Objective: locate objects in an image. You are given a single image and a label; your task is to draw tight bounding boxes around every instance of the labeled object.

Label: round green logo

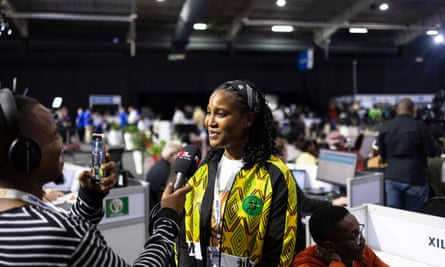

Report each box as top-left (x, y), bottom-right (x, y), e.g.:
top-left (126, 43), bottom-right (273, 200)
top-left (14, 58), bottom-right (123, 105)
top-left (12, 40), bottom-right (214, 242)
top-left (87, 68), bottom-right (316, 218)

top-left (242, 195), bottom-right (263, 216)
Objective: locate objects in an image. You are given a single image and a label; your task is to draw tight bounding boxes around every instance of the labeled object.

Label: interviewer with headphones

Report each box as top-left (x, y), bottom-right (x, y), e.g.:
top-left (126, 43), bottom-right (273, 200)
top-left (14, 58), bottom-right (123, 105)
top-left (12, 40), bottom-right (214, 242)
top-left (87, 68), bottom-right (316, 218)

top-left (0, 88), bottom-right (191, 266)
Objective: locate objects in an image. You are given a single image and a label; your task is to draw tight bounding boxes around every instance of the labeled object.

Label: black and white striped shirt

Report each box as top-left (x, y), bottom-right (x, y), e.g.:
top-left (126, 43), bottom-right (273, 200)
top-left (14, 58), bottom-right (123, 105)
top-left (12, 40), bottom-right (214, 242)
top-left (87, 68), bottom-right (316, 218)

top-left (0, 188), bottom-right (179, 266)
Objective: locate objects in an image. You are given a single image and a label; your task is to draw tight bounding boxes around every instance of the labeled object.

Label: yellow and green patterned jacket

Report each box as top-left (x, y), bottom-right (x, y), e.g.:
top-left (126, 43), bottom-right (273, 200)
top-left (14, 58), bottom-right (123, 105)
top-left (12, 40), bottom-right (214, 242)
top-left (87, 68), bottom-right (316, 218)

top-left (181, 149), bottom-right (298, 266)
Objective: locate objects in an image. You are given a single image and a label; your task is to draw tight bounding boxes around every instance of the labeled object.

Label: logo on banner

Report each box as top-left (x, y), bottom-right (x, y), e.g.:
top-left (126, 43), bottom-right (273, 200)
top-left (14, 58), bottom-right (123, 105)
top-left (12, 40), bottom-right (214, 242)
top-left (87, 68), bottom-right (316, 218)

top-left (105, 196), bottom-right (129, 218)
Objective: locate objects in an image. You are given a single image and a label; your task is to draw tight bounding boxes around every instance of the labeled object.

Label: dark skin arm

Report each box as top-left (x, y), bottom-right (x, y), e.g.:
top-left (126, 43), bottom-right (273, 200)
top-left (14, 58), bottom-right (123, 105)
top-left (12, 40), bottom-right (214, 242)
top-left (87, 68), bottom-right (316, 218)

top-left (79, 153), bottom-right (117, 193)
top-left (161, 182), bottom-right (192, 215)
top-left (43, 154), bottom-right (116, 202)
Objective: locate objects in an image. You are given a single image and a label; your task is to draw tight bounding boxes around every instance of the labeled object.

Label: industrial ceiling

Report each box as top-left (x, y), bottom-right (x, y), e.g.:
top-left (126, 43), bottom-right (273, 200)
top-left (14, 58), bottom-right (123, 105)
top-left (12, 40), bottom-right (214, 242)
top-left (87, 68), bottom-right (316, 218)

top-left (1, 0), bottom-right (444, 57)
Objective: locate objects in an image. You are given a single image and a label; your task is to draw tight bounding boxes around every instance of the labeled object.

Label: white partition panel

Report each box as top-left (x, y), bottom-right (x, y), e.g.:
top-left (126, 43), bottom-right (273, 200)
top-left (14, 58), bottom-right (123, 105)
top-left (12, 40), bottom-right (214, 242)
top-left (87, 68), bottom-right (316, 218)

top-left (351, 204), bottom-right (445, 267)
top-left (306, 204), bottom-right (444, 266)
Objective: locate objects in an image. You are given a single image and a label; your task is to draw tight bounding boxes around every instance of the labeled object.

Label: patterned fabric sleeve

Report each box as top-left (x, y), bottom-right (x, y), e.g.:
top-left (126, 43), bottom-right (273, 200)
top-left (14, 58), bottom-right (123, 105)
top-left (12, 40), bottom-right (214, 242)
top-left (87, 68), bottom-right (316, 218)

top-left (68, 187), bottom-right (180, 266)
top-left (69, 207), bottom-right (180, 267)
top-left (70, 187), bottom-right (106, 224)
top-left (133, 208), bottom-right (180, 266)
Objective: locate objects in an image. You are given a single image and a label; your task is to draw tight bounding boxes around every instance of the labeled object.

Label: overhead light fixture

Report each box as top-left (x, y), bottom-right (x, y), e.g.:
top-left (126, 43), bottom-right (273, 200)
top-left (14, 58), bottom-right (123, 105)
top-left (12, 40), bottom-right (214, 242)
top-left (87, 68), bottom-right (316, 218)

top-left (415, 56), bottom-right (424, 63)
top-left (426, 30), bottom-right (439, 36)
top-left (271, 25), bottom-right (294, 33)
top-left (0, 20), bottom-right (13, 37)
top-left (349, 27), bottom-right (368, 34)
top-left (379, 3), bottom-right (389, 11)
top-left (276, 0), bottom-right (286, 7)
top-left (434, 34), bottom-right (444, 44)
top-left (51, 97), bottom-right (63, 109)
top-left (193, 23), bottom-right (208, 31)
top-left (168, 53), bottom-right (186, 61)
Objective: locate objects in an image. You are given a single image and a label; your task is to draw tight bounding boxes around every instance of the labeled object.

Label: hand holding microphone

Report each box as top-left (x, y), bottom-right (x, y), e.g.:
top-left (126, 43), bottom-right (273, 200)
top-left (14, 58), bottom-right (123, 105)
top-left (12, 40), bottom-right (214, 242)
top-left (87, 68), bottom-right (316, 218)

top-left (150, 145), bottom-right (200, 218)
top-left (161, 182), bottom-right (192, 215)
top-left (172, 145), bottom-right (201, 191)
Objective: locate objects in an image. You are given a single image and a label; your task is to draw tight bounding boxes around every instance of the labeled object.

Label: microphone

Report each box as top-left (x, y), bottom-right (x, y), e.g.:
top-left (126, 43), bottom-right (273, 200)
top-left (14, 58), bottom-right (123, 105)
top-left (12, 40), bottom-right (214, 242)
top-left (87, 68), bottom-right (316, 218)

top-left (173, 145), bottom-right (201, 191)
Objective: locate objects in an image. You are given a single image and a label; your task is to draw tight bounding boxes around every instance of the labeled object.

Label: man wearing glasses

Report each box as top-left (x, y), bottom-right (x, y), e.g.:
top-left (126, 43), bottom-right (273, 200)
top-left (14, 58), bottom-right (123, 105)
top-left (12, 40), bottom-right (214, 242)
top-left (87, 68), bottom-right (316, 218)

top-left (293, 205), bottom-right (389, 267)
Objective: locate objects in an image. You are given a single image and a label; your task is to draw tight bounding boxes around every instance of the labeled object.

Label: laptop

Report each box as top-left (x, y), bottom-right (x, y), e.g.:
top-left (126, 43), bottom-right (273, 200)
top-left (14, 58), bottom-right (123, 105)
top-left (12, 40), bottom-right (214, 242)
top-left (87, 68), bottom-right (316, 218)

top-left (43, 162), bottom-right (82, 193)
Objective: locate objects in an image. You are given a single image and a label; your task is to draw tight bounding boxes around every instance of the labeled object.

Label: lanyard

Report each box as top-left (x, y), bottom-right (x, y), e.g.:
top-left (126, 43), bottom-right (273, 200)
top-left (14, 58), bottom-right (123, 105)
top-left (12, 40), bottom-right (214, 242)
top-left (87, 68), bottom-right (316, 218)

top-left (0, 188), bottom-right (65, 212)
top-left (214, 190), bottom-right (221, 227)
top-left (214, 177), bottom-right (232, 227)
top-left (213, 157), bottom-right (242, 228)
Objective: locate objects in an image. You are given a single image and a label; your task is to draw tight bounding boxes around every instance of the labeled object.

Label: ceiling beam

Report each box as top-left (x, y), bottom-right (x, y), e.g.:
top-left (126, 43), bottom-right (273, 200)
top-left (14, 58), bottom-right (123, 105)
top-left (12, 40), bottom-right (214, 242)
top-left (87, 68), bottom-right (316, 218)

top-left (225, 0), bottom-right (255, 42)
top-left (126, 0), bottom-right (137, 57)
top-left (6, 11), bottom-right (137, 22)
top-left (394, 30), bottom-right (425, 46)
top-left (171, 0), bottom-right (212, 54)
top-left (394, 12), bottom-right (443, 46)
top-left (313, 0), bottom-right (376, 48)
top-left (243, 18), bottom-right (433, 31)
top-left (2, 0), bottom-right (28, 37)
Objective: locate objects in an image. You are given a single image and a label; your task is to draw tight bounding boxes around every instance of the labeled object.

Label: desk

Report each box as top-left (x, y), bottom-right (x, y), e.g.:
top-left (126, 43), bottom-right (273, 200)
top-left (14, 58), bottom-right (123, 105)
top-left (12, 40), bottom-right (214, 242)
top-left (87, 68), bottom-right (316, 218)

top-left (98, 179), bottom-right (149, 263)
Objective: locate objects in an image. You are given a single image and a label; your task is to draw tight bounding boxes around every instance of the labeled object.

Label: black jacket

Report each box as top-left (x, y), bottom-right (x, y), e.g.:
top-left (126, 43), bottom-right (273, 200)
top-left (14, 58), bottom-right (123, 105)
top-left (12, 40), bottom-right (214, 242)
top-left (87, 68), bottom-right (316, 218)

top-left (377, 114), bottom-right (437, 185)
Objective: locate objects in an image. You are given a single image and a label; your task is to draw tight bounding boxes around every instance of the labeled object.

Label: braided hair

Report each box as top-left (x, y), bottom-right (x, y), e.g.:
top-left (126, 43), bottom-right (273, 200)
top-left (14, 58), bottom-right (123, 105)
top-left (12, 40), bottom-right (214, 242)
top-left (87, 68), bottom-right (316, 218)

top-left (206, 79), bottom-right (277, 169)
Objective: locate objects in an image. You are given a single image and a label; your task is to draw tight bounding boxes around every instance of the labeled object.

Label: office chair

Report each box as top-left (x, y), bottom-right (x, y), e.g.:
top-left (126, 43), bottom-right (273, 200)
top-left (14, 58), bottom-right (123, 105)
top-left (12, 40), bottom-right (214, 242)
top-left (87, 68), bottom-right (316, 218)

top-left (422, 196), bottom-right (445, 218)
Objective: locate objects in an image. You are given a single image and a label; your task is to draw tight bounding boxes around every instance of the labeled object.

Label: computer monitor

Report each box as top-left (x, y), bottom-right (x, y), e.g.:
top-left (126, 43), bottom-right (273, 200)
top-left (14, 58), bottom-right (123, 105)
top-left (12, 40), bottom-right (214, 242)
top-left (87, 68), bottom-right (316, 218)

top-left (291, 169), bottom-right (308, 190)
top-left (316, 148), bottom-right (358, 186)
top-left (295, 164), bottom-right (335, 192)
top-left (347, 172), bottom-right (384, 207)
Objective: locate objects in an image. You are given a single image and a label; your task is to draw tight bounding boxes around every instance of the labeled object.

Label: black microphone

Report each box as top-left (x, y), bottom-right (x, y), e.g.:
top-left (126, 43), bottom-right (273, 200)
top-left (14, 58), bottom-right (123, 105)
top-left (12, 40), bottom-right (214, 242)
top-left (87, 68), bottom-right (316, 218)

top-left (173, 145), bottom-right (201, 191)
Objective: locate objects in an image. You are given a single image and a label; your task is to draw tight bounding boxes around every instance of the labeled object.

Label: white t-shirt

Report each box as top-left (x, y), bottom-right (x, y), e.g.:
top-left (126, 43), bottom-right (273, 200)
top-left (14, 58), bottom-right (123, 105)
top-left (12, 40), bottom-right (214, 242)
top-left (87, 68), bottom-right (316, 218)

top-left (216, 155), bottom-right (244, 191)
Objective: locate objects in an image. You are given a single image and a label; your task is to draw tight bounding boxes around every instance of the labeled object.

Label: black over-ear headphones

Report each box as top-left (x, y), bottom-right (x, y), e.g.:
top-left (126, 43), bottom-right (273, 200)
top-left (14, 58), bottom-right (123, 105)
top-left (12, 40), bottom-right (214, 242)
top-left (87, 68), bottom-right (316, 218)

top-left (0, 88), bottom-right (41, 173)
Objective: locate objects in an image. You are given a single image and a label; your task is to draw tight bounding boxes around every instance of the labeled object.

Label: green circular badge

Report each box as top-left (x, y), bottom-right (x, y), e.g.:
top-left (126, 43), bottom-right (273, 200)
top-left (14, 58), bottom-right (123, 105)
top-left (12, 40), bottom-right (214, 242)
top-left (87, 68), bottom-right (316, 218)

top-left (242, 195), bottom-right (263, 216)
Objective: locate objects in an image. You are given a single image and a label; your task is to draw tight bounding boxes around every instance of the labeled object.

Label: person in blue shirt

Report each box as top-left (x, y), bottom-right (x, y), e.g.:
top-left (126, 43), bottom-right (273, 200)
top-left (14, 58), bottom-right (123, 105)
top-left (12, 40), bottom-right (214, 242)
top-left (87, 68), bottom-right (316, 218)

top-left (118, 106), bottom-right (129, 128)
top-left (75, 107), bottom-right (85, 143)
top-left (82, 108), bottom-right (94, 143)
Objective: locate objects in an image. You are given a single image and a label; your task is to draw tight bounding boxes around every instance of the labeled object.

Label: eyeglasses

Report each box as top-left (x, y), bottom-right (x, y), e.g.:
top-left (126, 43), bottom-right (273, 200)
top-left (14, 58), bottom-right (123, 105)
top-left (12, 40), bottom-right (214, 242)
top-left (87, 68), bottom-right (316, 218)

top-left (332, 224), bottom-right (365, 246)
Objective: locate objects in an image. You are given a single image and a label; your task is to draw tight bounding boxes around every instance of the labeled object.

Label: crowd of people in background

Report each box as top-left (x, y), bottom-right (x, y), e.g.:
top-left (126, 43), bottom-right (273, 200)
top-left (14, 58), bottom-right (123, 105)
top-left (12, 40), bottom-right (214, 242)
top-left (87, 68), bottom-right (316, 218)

top-left (55, 93), bottom-right (445, 206)
top-left (57, 103), bottom-right (209, 145)
top-left (4, 81), bottom-right (445, 266)
top-left (49, 87), bottom-right (445, 266)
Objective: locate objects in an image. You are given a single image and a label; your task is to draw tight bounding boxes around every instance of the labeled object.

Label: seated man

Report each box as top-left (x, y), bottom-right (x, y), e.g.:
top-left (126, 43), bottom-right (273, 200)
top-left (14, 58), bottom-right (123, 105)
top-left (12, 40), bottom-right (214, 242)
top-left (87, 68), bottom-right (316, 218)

top-left (293, 205), bottom-right (389, 267)
top-left (145, 140), bottom-right (183, 210)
